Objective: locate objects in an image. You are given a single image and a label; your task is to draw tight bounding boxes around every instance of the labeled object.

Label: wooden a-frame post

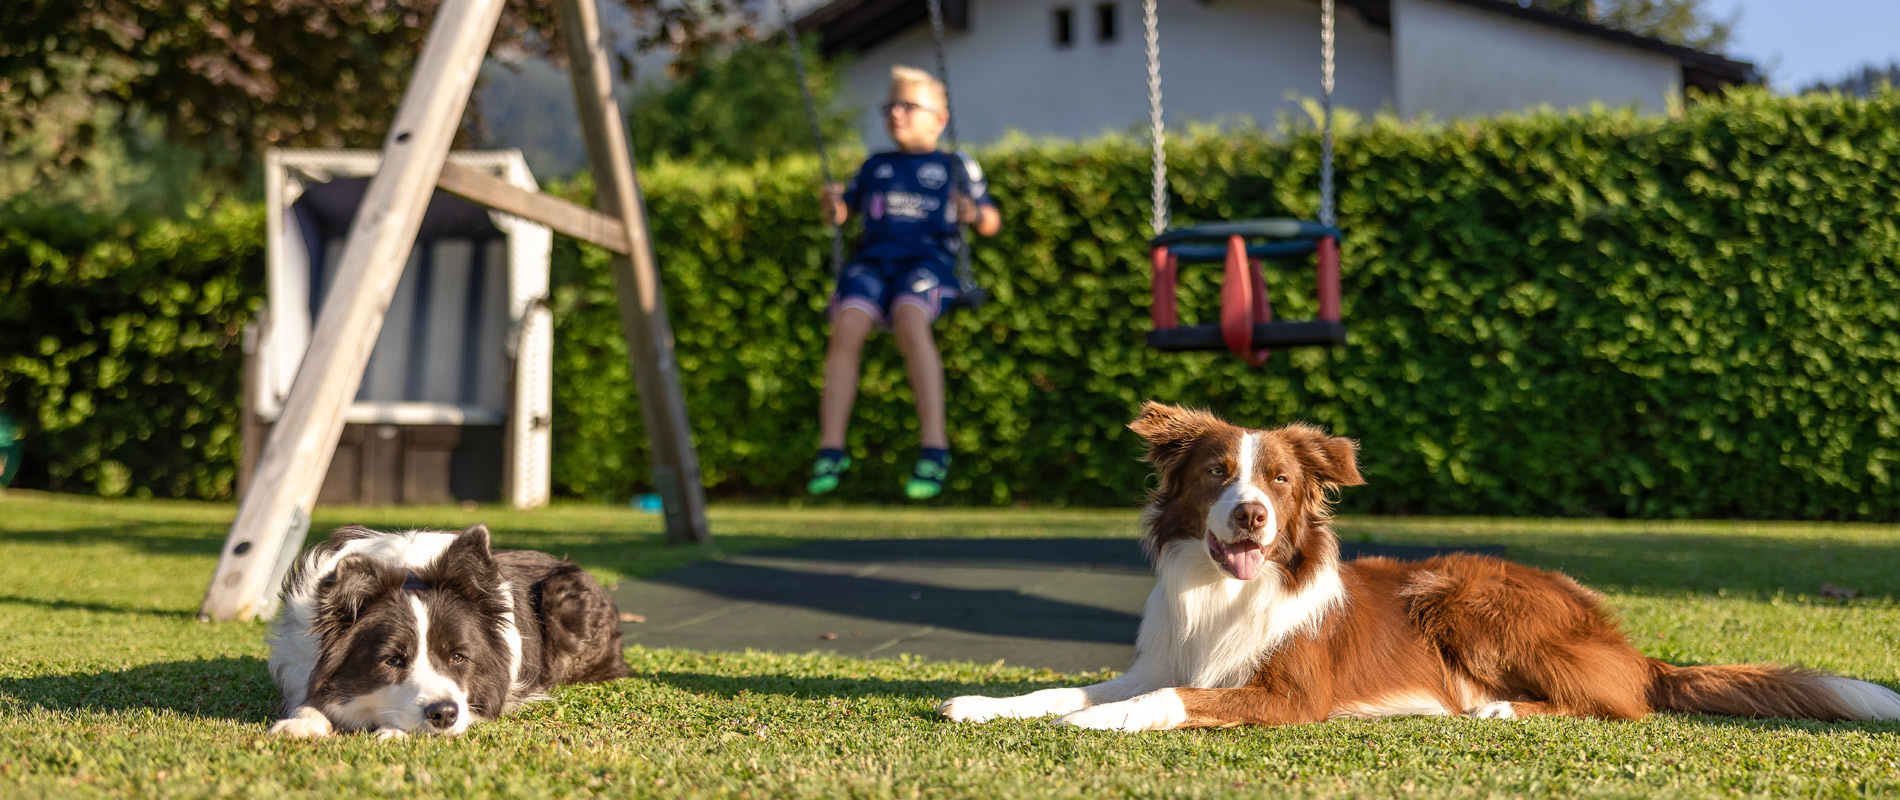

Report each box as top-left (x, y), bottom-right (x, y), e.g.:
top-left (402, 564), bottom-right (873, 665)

top-left (199, 0), bottom-right (711, 623)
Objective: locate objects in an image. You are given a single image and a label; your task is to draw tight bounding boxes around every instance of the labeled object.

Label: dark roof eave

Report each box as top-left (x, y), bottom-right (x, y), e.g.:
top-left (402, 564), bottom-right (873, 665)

top-left (795, 0), bottom-right (967, 57)
top-left (798, 0), bottom-right (1756, 88)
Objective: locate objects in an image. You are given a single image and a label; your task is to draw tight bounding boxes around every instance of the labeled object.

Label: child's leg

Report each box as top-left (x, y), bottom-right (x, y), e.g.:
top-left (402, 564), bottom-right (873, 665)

top-left (891, 303), bottom-right (947, 450)
top-left (819, 306), bottom-right (879, 450)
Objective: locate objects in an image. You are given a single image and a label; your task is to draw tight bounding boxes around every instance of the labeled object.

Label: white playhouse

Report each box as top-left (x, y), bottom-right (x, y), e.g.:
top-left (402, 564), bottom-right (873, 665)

top-left (243, 148), bottom-right (554, 509)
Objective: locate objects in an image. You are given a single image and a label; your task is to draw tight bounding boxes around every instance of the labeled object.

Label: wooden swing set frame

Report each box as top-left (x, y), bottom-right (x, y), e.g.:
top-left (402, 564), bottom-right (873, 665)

top-left (200, 0), bottom-right (710, 622)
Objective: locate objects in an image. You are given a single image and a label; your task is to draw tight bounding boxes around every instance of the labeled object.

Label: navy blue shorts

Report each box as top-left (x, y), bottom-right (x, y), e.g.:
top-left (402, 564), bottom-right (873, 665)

top-left (830, 256), bottom-right (960, 328)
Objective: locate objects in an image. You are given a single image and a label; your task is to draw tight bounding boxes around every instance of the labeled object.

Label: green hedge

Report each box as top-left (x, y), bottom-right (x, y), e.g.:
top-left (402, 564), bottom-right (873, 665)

top-left (0, 202), bottom-right (263, 498)
top-left (6, 90), bottom-right (1899, 518)
top-left (555, 90), bottom-right (1900, 519)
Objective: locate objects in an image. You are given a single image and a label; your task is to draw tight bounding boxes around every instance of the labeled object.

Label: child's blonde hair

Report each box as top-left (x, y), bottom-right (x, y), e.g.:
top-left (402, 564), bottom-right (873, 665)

top-left (889, 65), bottom-right (948, 110)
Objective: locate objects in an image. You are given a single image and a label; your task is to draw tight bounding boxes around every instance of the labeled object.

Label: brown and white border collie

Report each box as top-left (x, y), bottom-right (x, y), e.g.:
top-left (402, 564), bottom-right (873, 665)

top-left (939, 402), bottom-right (1900, 731)
top-left (267, 524), bottom-right (628, 738)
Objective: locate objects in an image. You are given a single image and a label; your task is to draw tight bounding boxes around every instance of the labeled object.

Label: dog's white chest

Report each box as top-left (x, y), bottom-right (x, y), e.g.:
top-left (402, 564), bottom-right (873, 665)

top-left (1137, 542), bottom-right (1344, 689)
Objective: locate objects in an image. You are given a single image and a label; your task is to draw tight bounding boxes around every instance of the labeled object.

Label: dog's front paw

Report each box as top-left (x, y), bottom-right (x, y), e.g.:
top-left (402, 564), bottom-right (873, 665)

top-left (268, 708), bottom-right (334, 738)
top-left (937, 695), bottom-right (1011, 723)
top-left (1053, 691), bottom-right (1185, 732)
top-left (373, 727), bottom-right (411, 741)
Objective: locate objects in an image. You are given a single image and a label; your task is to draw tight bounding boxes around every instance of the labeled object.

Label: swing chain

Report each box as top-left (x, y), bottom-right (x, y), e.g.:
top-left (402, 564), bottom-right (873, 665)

top-left (925, 0), bottom-right (959, 149)
top-left (1142, 0), bottom-right (1167, 237)
top-left (775, 0), bottom-right (846, 277)
top-left (926, 0), bottom-right (984, 306)
top-left (1319, 0), bottom-right (1336, 229)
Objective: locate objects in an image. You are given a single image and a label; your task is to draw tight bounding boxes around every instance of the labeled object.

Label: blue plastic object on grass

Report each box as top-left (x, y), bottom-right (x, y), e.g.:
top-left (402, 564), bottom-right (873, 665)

top-left (631, 493), bottom-right (664, 513)
top-left (0, 413), bottom-right (19, 488)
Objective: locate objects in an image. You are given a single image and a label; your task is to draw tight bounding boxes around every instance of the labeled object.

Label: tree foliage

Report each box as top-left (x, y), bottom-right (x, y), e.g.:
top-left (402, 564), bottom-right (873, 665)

top-left (1532, 0), bottom-right (1737, 52)
top-left (1802, 63), bottom-right (1900, 98)
top-left (0, 0), bottom-right (751, 187)
top-left (627, 37), bottom-right (860, 165)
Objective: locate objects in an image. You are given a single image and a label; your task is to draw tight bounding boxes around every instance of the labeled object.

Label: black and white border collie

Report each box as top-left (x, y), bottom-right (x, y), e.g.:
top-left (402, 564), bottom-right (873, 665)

top-left (268, 524), bottom-right (628, 738)
top-left (939, 402), bottom-right (1900, 730)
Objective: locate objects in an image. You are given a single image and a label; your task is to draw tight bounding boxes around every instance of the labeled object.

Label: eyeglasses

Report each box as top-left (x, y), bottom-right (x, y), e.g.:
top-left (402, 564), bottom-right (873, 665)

top-left (880, 101), bottom-right (943, 117)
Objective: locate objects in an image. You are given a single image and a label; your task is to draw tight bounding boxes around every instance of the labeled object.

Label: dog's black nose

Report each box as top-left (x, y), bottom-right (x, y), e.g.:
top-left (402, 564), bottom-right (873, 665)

top-left (1232, 502), bottom-right (1269, 532)
top-left (424, 701), bottom-right (459, 729)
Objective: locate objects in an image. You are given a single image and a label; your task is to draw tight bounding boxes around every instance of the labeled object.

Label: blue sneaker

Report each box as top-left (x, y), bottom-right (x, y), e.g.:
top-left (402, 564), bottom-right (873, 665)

top-left (807, 454), bottom-right (851, 495)
top-left (903, 456), bottom-right (949, 500)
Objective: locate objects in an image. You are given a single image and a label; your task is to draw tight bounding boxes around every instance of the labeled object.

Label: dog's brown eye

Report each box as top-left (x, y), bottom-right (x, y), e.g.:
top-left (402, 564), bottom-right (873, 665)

top-left (384, 656), bottom-right (407, 669)
top-left (449, 653), bottom-right (467, 665)
top-left (1274, 475), bottom-right (1289, 484)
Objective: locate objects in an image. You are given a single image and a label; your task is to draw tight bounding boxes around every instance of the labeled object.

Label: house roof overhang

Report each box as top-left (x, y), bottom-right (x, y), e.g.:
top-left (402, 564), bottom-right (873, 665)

top-left (799, 0), bottom-right (1757, 93)
top-left (795, 0), bottom-right (968, 55)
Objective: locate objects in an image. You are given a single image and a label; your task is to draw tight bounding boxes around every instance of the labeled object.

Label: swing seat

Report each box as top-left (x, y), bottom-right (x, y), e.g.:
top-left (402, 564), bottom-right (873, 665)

top-left (1147, 218), bottom-right (1346, 366)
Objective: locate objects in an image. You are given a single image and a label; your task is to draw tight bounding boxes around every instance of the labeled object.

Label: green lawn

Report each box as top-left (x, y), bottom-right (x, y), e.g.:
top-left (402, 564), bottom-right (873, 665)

top-left (1, 491), bottom-right (1896, 799)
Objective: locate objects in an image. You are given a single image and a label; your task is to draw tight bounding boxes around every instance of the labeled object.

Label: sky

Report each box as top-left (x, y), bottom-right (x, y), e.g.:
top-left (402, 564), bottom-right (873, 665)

top-left (1702, 0), bottom-right (1900, 91)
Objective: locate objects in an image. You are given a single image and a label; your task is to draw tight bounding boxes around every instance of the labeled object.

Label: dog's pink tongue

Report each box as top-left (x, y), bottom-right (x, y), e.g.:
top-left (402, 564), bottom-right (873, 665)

top-left (1208, 535), bottom-right (1267, 581)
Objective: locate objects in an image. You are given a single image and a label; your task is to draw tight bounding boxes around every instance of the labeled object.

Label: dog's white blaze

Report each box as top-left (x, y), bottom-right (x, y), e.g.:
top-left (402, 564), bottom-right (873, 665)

top-left (1204, 433), bottom-right (1277, 543)
top-left (1330, 692), bottom-right (1452, 719)
top-left (1817, 677), bottom-right (1900, 720)
top-left (405, 596), bottom-right (472, 734)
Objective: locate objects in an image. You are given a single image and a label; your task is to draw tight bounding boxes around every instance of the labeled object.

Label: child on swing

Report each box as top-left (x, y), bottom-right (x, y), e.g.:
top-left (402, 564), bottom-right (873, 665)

top-left (808, 65), bottom-right (1002, 500)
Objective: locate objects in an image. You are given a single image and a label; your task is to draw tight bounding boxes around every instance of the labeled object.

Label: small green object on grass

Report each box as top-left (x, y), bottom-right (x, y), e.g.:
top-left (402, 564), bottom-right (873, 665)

top-left (0, 413), bottom-right (19, 488)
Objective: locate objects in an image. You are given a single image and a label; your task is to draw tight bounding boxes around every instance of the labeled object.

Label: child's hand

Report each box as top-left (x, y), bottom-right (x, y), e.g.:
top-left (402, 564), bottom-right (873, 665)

top-left (820, 183), bottom-right (848, 226)
top-left (952, 192), bottom-right (1002, 237)
top-left (952, 192), bottom-right (978, 225)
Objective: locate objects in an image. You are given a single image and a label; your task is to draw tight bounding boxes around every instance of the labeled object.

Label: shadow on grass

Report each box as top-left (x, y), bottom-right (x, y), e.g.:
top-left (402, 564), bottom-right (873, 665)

top-left (0, 524), bottom-right (229, 557)
top-left (0, 656), bottom-right (275, 722)
top-left (0, 593), bottom-right (196, 619)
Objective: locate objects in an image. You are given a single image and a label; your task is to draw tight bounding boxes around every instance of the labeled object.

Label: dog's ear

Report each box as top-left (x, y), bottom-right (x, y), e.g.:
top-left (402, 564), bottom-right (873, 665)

top-left (1285, 423), bottom-right (1365, 489)
top-left (1128, 402), bottom-right (1224, 469)
top-left (429, 524), bottom-right (501, 601)
top-left (318, 555), bottom-right (393, 627)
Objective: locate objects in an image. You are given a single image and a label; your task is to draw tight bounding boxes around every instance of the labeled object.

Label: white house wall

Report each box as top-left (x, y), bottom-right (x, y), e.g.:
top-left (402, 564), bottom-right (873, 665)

top-left (842, 0), bottom-right (1396, 148)
top-left (1391, 0), bottom-right (1680, 119)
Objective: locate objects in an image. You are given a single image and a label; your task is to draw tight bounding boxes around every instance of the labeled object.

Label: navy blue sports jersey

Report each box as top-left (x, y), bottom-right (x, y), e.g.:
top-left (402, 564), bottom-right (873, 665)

top-left (842, 150), bottom-right (996, 264)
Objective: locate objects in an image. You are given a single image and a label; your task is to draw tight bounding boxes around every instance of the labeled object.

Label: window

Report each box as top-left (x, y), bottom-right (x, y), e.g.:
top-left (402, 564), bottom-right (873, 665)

top-left (1096, 2), bottom-right (1118, 44)
top-left (1054, 7), bottom-right (1074, 48)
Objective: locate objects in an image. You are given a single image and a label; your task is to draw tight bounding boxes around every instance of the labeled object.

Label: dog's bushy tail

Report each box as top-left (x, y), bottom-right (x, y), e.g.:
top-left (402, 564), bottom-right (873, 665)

top-left (1647, 659), bottom-right (1900, 721)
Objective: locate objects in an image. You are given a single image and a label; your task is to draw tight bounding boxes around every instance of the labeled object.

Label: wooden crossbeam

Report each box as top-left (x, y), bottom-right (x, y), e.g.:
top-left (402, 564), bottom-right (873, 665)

top-left (435, 160), bottom-right (631, 255)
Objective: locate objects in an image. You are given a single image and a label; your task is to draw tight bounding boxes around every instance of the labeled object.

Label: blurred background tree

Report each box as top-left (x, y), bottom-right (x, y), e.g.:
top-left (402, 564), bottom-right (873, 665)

top-left (627, 36), bottom-right (859, 165)
top-left (0, 0), bottom-right (754, 213)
